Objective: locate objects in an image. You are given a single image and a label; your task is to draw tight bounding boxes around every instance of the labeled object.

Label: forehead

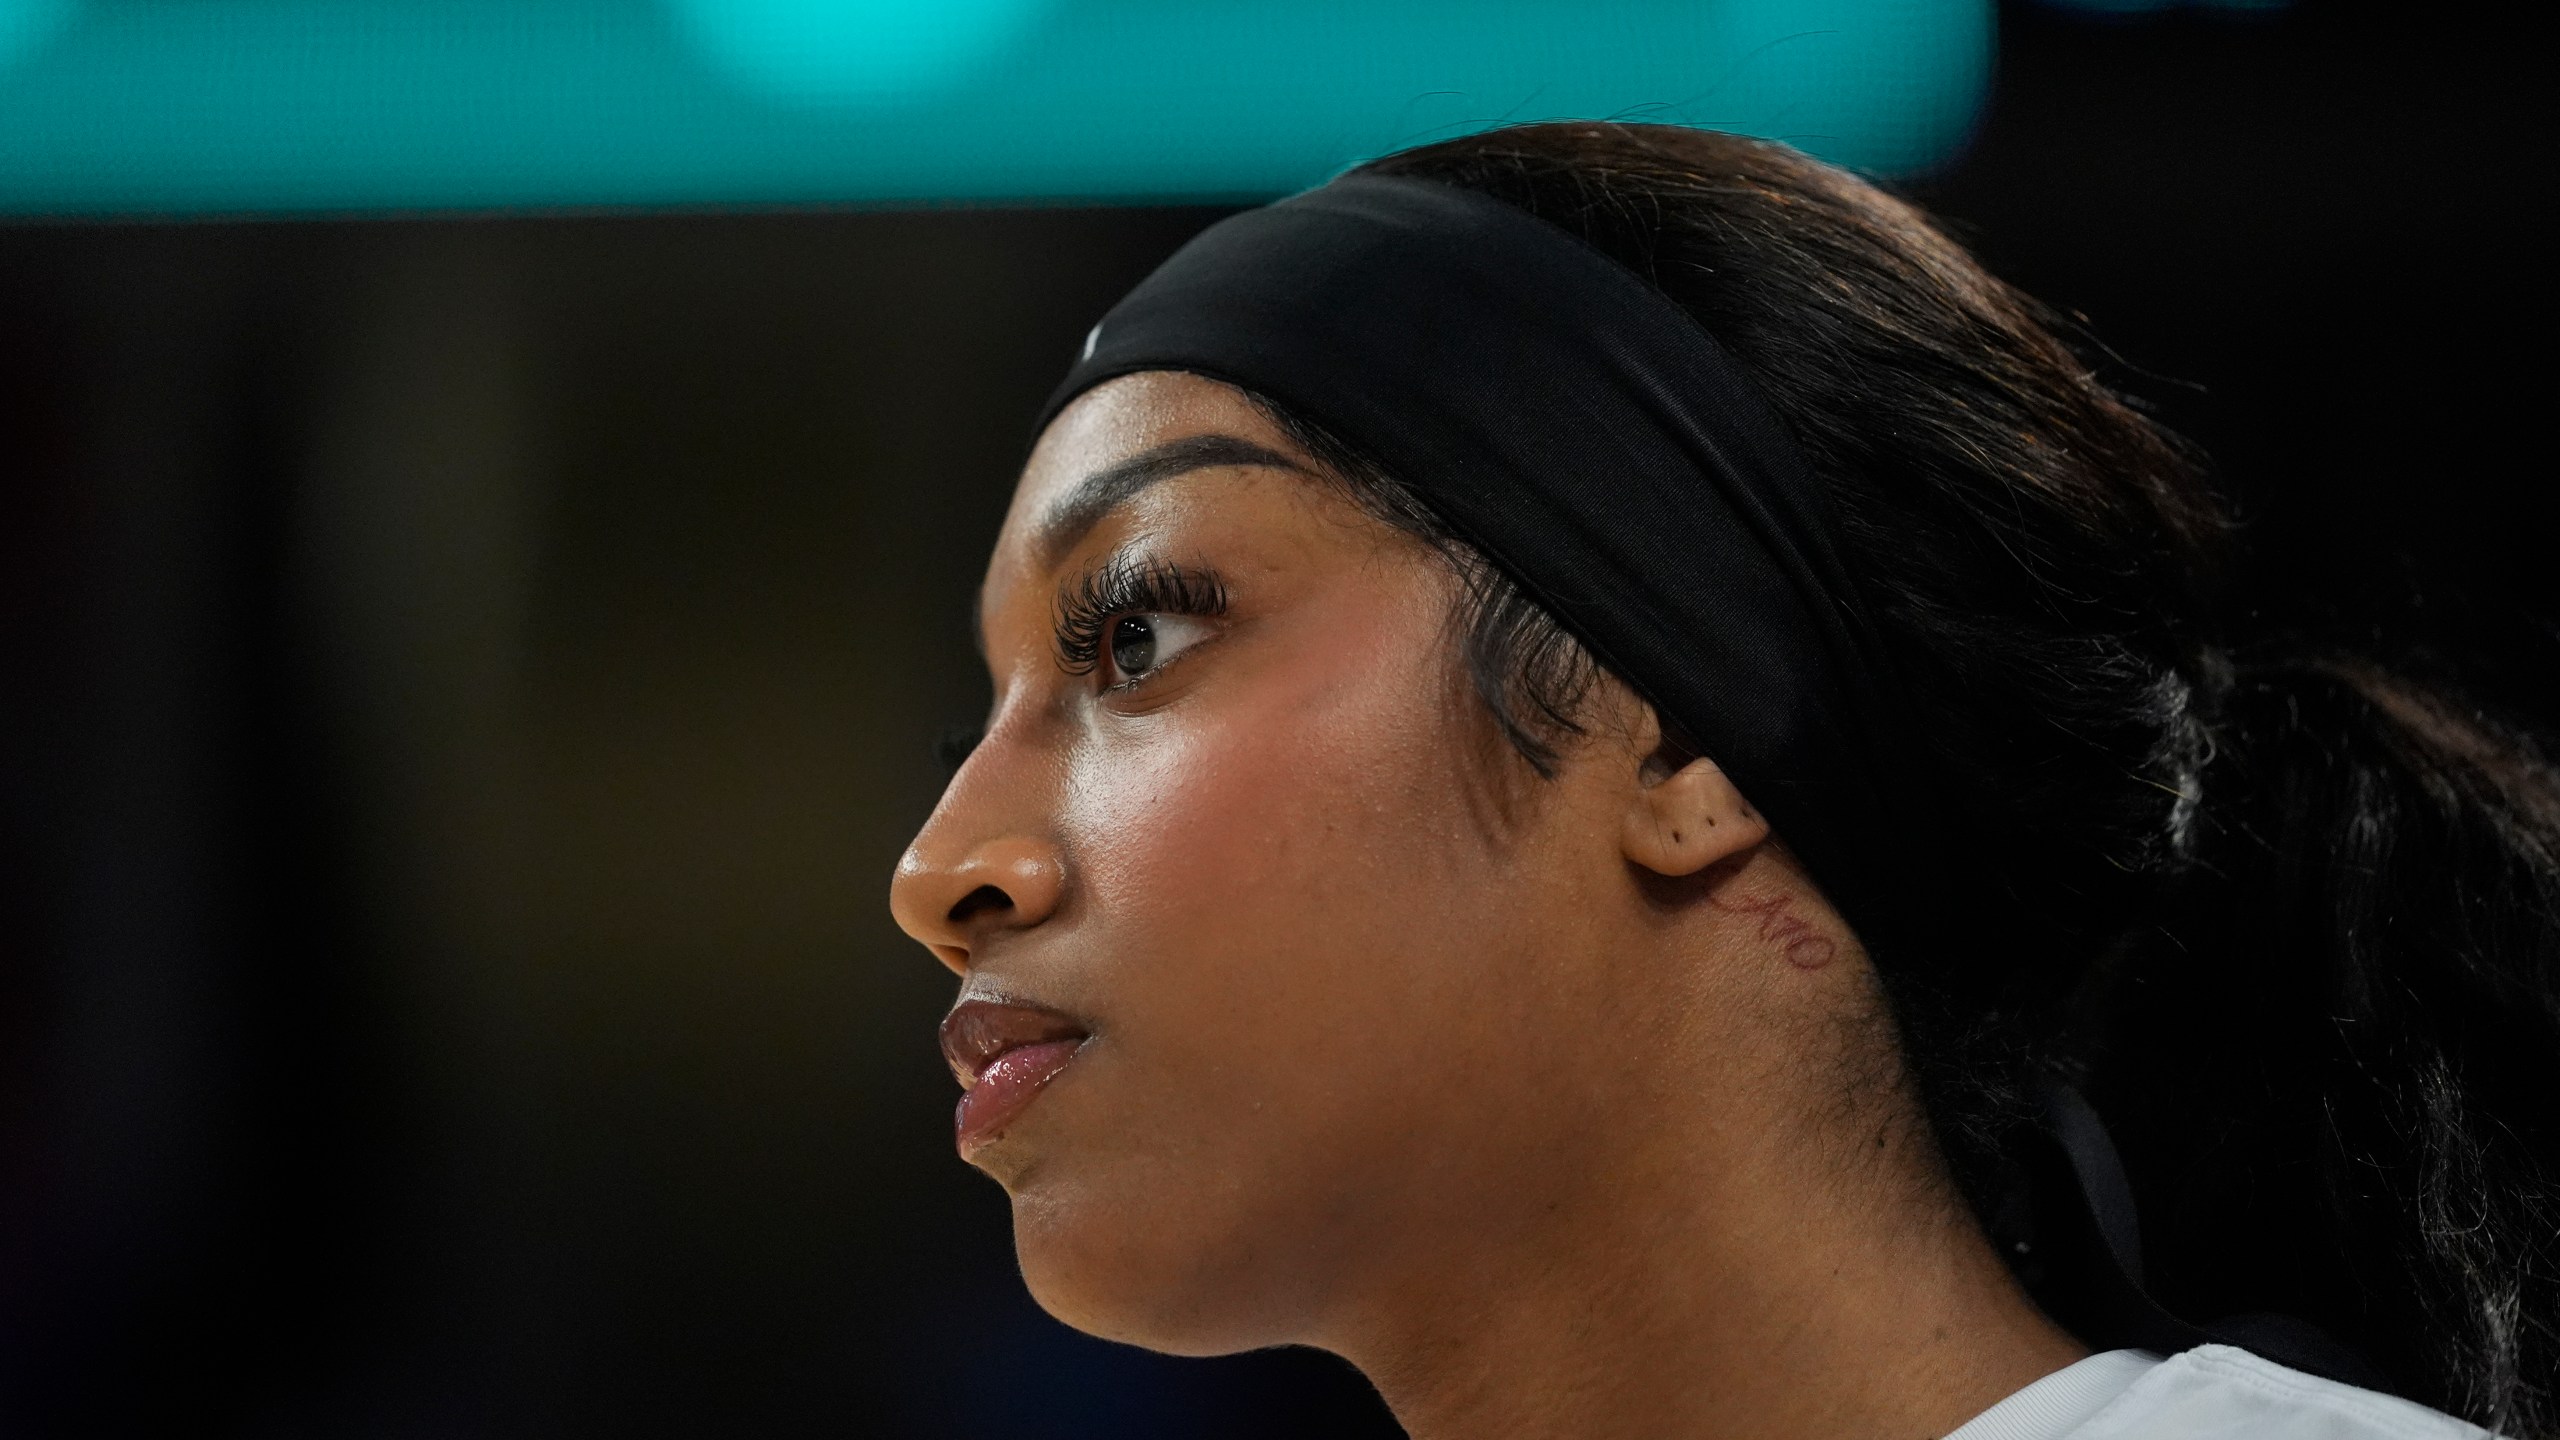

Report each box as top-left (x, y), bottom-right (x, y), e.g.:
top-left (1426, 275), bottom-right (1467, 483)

top-left (979, 373), bottom-right (1317, 635)
top-left (1002, 371), bottom-right (1294, 543)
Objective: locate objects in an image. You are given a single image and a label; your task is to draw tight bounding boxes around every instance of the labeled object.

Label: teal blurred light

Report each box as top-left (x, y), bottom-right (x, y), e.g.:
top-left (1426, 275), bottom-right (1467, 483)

top-left (0, 0), bottom-right (76, 74)
top-left (0, 0), bottom-right (1990, 217)
top-left (666, 0), bottom-right (1052, 105)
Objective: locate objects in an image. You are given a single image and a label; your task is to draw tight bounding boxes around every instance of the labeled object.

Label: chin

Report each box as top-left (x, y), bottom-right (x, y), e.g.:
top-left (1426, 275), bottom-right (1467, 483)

top-left (1005, 1162), bottom-right (1318, 1358)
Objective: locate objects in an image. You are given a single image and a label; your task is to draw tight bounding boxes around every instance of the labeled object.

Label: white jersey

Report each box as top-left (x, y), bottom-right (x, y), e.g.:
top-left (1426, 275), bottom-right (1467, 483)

top-left (1946, 1345), bottom-right (2494, 1440)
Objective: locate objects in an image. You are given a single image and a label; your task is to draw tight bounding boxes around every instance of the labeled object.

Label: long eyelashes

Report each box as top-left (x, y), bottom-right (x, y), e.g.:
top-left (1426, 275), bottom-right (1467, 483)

top-left (1053, 555), bottom-right (1229, 677)
top-left (932, 559), bottom-right (1223, 775)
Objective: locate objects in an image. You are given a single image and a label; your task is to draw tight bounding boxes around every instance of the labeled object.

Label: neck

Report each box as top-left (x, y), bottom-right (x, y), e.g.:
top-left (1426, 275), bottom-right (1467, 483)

top-left (1326, 1095), bottom-right (2087, 1440)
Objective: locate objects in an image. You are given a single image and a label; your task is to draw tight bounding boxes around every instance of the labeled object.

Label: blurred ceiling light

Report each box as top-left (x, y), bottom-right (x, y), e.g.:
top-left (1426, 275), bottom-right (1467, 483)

top-left (0, 0), bottom-right (1990, 216)
top-left (664, 0), bottom-right (1051, 105)
top-left (0, 0), bottom-right (77, 74)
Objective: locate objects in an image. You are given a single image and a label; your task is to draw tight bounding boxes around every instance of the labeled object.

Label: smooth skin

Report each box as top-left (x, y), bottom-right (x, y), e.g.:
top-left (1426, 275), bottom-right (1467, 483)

top-left (891, 371), bottom-right (2086, 1440)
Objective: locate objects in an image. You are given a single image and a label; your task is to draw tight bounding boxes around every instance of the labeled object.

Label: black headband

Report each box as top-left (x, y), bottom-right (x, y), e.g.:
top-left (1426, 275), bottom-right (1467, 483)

top-left (1038, 174), bottom-right (1925, 955)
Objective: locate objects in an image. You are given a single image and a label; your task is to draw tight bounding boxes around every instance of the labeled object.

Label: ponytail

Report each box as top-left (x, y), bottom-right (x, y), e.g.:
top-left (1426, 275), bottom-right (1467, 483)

top-left (1354, 120), bottom-right (2560, 1431)
top-left (2102, 654), bottom-right (2560, 1431)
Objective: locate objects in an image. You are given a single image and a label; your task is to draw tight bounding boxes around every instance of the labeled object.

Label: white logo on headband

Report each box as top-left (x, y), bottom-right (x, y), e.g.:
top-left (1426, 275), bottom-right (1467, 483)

top-left (1080, 322), bottom-right (1103, 361)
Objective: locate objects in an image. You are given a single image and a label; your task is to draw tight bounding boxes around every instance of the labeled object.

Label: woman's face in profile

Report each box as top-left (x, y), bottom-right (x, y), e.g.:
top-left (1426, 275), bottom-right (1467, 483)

top-left (891, 371), bottom-right (1778, 1358)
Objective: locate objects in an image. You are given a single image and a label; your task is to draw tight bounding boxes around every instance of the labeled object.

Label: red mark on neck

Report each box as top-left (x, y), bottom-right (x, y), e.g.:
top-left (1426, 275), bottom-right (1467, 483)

top-left (1708, 890), bottom-right (1837, 970)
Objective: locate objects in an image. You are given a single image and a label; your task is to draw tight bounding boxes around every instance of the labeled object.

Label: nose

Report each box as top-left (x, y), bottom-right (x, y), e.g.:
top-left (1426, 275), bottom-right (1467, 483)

top-left (892, 828), bottom-right (1067, 976)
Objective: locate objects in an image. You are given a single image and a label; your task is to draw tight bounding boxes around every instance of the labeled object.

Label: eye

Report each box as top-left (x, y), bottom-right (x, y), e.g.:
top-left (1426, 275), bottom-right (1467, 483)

top-left (1053, 556), bottom-right (1228, 685)
top-left (1103, 612), bottom-right (1214, 687)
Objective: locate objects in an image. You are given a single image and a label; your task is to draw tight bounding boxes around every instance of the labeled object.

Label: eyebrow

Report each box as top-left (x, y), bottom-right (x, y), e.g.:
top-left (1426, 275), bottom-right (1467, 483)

top-left (1031, 432), bottom-right (1313, 569)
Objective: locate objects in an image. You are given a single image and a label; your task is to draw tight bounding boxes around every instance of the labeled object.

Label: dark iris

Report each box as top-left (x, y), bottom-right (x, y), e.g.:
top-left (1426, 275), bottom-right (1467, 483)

top-left (1109, 615), bottom-right (1157, 677)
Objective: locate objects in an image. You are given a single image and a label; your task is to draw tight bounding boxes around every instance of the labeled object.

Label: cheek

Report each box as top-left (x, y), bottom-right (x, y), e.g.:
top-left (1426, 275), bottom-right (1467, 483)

top-left (1066, 649), bottom-right (1472, 1053)
top-left (1017, 624), bottom-right (1523, 1335)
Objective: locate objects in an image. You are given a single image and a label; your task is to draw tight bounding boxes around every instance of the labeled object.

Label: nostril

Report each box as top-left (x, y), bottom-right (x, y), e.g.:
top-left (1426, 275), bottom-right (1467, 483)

top-left (947, 884), bottom-right (1012, 925)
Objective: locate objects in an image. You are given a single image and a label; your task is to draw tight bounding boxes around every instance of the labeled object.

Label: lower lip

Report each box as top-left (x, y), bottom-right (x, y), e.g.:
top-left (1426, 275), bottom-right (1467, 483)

top-left (954, 1038), bottom-right (1085, 1156)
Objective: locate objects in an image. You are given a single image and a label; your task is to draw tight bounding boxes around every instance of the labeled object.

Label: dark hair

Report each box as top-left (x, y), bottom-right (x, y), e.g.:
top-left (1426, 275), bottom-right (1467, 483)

top-left (1262, 122), bottom-right (2558, 1432)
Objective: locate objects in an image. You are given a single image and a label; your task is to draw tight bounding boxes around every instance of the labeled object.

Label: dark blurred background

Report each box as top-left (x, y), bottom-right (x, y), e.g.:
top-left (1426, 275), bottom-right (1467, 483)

top-left (3, 1), bottom-right (2555, 1434)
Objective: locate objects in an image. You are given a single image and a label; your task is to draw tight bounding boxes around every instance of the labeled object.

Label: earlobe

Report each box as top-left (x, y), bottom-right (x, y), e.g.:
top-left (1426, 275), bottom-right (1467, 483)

top-left (1621, 756), bottom-right (1770, 876)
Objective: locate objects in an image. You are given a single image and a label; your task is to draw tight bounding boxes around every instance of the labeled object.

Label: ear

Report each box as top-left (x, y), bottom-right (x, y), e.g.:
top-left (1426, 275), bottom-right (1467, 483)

top-left (1621, 749), bottom-right (1770, 877)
